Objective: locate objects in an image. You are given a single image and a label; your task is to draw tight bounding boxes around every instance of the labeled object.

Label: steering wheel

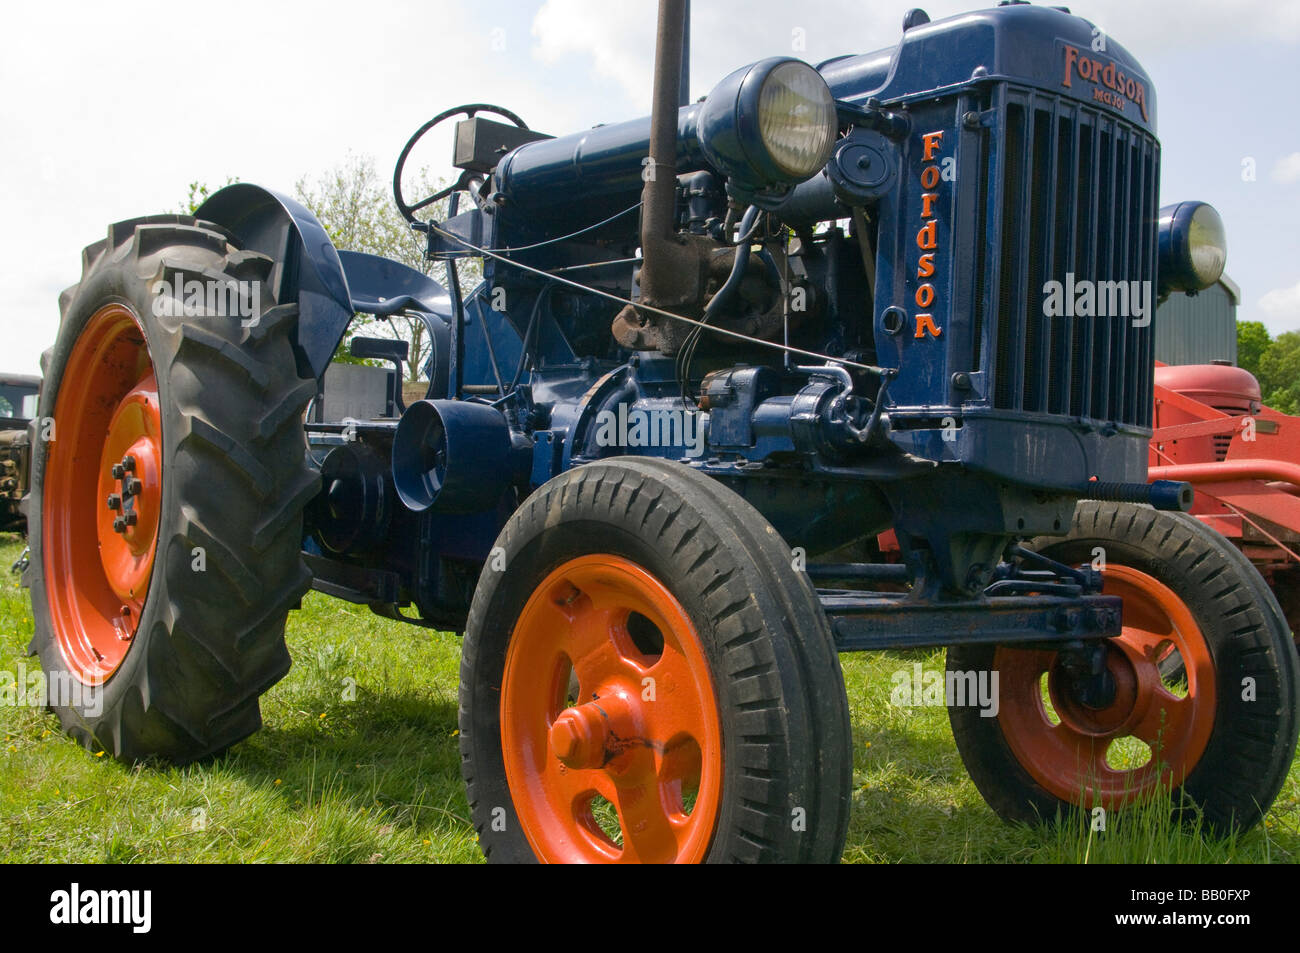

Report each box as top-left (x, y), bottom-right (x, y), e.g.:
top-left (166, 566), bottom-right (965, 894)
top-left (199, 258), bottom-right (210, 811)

top-left (392, 103), bottom-right (530, 223)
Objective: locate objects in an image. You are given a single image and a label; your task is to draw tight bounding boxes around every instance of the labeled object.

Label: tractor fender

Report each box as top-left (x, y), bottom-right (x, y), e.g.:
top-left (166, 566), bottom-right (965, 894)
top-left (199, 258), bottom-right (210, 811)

top-left (195, 183), bottom-right (354, 378)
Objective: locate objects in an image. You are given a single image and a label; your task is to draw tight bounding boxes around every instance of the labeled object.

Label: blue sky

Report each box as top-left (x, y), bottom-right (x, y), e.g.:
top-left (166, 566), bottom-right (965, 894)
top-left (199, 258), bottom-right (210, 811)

top-left (1, 0), bottom-right (1296, 375)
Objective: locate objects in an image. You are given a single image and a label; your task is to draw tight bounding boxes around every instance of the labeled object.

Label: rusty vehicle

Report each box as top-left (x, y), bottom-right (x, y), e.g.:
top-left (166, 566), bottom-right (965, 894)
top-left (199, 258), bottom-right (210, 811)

top-left (0, 372), bottom-right (39, 534)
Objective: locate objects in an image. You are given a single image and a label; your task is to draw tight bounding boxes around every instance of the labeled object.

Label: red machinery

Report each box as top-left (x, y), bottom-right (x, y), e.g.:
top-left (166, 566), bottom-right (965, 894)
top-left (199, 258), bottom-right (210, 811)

top-left (1150, 362), bottom-right (1300, 631)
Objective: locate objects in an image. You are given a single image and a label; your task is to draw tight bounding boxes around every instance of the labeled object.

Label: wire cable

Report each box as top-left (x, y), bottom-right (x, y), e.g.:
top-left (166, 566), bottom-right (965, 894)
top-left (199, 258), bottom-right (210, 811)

top-left (452, 202), bottom-right (643, 256)
top-left (426, 221), bottom-right (888, 376)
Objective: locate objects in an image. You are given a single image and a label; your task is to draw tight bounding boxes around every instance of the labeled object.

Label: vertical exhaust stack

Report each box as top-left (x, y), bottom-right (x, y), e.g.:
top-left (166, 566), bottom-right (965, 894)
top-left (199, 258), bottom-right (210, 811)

top-left (641, 0), bottom-right (685, 251)
top-left (612, 0), bottom-right (706, 354)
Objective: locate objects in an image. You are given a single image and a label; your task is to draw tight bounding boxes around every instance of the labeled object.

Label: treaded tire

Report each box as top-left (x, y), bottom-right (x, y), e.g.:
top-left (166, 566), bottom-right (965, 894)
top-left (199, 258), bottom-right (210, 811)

top-left (947, 501), bottom-right (1299, 834)
top-left (24, 215), bottom-right (318, 763)
top-left (459, 457), bottom-right (853, 863)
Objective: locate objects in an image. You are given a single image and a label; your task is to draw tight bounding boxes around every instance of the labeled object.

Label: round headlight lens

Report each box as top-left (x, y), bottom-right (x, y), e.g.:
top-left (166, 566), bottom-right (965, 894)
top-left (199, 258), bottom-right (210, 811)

top-left (757, 61), bottom-right (837, 180)
top-left (1186, 203), bottom-right (1227, 287)
top-left (1158, 201), bottom-right (1228, 295)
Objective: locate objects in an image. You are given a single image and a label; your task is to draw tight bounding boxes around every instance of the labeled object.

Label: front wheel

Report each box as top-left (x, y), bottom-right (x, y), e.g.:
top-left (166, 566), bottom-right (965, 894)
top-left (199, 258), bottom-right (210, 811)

top-left (459, 457), bottom-right (852, 863)
top-left (948, 501), bottom-right (1298, 834)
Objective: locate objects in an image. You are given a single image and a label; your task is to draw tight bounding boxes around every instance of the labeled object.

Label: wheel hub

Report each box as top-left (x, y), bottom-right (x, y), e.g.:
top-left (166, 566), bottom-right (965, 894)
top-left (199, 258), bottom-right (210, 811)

top-left (1050, 642), bottom-right (1140, 735)
top-left (96, 379), bottom-right (162, 612)
top-left (549, 695), bottom-right (635, 770)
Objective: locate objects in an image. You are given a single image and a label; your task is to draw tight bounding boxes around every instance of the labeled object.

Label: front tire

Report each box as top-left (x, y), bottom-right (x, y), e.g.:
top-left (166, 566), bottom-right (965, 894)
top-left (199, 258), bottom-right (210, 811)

top-left (25, 215), bottom-right (319, 763)
top-left (459, 457), bottom-right (852, 863)
top-left (947, 501), bottom-right (1299, 833)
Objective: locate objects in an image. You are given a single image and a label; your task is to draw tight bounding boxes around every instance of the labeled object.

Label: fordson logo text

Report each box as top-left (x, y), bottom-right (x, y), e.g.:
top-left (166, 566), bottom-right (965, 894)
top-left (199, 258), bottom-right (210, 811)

top-left (1061, 45), bottom-right (1149, 122)
top-left (913, 130), bottom-right (945, 340)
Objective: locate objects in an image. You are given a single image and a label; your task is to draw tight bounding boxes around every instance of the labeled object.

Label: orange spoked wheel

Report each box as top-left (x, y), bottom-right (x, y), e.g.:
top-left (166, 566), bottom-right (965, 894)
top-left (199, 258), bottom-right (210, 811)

top-left (992, 565), bottom-right (1214, 807)
top-left (948, 501), bottom-right (1299, 834)
top-left (25, 215), bottom-right (318, 762)
top-left (501, 554), bottom-right (723, 863)
top-left (43, 303), bottom-right (161, 684)
top-left (460, 457), bottom-right (853, 863)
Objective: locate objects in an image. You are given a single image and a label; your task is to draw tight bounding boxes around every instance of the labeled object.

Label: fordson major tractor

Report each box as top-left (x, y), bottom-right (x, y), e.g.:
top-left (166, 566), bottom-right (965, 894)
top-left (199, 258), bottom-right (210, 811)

top-left (23, 1), bottom-right (1298, 863)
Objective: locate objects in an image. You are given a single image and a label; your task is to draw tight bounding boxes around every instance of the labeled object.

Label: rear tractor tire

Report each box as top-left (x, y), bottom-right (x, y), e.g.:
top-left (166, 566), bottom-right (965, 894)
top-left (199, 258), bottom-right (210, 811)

top-left (25, 215), bottom-right (318, 763)
top-left (947, 501), bottom-right (1299, 834)
top-left (459, 457), bottom-right (853, 863)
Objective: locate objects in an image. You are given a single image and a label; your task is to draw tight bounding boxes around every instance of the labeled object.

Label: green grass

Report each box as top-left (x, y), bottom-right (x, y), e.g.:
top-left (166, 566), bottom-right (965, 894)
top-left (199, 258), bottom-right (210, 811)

top-left (1, 533), bottom-right (1297, 864)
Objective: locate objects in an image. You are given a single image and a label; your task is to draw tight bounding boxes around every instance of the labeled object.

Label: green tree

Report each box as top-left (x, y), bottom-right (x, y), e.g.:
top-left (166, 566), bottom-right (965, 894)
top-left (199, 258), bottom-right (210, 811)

top-left (1257, 331), bottom-right (1300, 415)
top-left (180, 178), bottom-right (239, 216)
top-left (1236, 320), bottom-right (1271, 379)
top-left (294, 154), bottom-right (480, 380)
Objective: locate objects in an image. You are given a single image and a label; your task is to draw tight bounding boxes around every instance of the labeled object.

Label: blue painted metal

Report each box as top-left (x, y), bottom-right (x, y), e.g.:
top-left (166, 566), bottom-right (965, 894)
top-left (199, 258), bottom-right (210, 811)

top-left (195, 184), bottom-right (354, 378)
top-left (285, 2), bottom-right (1205, 622)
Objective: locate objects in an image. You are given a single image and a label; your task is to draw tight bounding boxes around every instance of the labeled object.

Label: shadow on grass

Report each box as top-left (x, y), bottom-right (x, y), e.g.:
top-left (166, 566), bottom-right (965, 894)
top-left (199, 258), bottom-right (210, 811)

top-left (215, 686), bottom-right (474, 843)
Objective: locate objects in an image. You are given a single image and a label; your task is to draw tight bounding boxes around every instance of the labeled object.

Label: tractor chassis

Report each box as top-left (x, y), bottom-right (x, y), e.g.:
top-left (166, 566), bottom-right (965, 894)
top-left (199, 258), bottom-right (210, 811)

top-left (820, 587), bottom-right (1121, 652)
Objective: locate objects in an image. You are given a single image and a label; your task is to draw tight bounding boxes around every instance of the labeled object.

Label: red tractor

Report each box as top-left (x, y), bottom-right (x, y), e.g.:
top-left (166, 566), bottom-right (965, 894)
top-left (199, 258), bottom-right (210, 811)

top-left (1149, 362), bottom-right (1300, 633)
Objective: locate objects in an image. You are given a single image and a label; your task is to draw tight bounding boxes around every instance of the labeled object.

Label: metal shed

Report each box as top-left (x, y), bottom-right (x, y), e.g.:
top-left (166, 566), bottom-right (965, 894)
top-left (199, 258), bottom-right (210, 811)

top-left (1154, 275), bottom-right (1240, 366)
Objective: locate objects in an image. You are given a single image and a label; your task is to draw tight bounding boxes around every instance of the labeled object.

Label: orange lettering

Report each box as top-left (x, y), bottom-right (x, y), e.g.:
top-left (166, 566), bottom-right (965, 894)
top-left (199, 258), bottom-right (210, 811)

top-left (916, 220), bottom-right (937, 251)
top-left (914, 313), bottom-right (942, 338)
top-left (920, 165), bottom-right (940, 190)
top-left (1062, 45), bottom-right (1078, 88)
top-left (921, 192), bottom-right (939, 218)
top-left (915, 284), bottom-right (935, 308)
top-left (917, 253), bottom-right (935, 278)
top-left (922, 131), bottom-right (944, 161)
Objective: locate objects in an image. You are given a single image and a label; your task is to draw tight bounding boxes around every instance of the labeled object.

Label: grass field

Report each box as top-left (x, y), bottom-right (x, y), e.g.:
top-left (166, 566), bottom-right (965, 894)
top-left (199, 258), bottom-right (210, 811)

top-left (2, 533), bottom-right (1297, 864)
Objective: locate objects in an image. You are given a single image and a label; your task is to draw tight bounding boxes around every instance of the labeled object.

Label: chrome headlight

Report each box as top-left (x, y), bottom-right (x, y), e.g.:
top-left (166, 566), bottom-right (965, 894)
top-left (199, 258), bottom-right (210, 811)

top-left (1158, 201), bottom-right (1227, 295)
top-left (698, 58), bottom-right (838, 195)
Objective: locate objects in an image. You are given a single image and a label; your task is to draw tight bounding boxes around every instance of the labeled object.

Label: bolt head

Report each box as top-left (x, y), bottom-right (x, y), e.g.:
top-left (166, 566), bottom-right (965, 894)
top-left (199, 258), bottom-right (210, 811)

top-left (549, 714), bottom-right (582, 763)
top-left (112, 517), bottom-right (126, 534)
top-left (106, 493), bottom-right (121, 510)
top-left (111, 464), bottom-right (125, 480)
top-left (124, 512), bottom-right (138, 527)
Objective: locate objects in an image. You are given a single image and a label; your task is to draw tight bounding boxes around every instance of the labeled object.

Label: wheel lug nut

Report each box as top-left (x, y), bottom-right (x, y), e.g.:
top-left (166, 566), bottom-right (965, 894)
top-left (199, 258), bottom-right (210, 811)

top-left (125, 478), bottom-right (143, 497)
top-left (112, 517), bottom-right (126, 533)
top-left (111, 463), bottom-right (125, 479)
top-left (106, 493), bottom-right (121, 510)
top-left (122, 454), bottom-right (136, 473)
top-left (124, 512), bottom-right (138, 527)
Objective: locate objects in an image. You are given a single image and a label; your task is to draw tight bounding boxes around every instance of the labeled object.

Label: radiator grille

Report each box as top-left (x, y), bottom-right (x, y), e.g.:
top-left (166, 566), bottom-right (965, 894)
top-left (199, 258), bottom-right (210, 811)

top-left (979, 86), bottom-right (1160, 429)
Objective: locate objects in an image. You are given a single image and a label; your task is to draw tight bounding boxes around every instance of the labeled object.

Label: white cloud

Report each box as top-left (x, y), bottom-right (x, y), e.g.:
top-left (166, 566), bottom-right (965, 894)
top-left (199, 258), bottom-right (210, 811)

top-left (1272, 152), bottom-right (1300, 185)
top-left (529, 0), bottom-right (1300, 115)
top-left (532, 1), bottom-right (657, 109)
top-left (1258, 280), bottom-right (1300, 331)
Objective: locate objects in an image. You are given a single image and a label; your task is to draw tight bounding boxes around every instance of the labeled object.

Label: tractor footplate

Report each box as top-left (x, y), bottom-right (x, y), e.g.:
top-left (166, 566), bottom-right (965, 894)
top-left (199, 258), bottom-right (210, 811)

top-left (821, 591), bottom-right (1122, 652)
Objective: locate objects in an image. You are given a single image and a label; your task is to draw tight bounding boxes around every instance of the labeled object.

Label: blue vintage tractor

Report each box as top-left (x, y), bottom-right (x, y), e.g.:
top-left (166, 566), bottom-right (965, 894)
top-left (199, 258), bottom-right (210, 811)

top-left (23, 1), bottom-right (1297, 862)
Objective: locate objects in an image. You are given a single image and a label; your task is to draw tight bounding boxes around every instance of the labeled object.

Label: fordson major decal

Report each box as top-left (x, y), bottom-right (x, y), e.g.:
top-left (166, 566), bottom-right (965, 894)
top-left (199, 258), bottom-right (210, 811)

top-left (1061, 44), bottom-right (1150, 122)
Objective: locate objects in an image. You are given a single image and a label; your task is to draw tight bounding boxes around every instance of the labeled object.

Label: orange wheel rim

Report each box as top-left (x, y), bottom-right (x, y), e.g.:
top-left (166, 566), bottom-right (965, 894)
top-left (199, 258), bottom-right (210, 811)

top-left (995, 564), bottom-right (1216, 807)
top-left (501, 554), bottom-right (723, 863)
top-left (43, 303), bottom-right (162, 685)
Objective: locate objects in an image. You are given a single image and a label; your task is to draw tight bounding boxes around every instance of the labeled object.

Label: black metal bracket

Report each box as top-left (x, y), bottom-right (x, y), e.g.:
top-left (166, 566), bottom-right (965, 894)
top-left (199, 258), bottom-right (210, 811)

top-left (822, 590), bottom-right (1122, 652)
top-left (305, 552), bottom-right (402, 607)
